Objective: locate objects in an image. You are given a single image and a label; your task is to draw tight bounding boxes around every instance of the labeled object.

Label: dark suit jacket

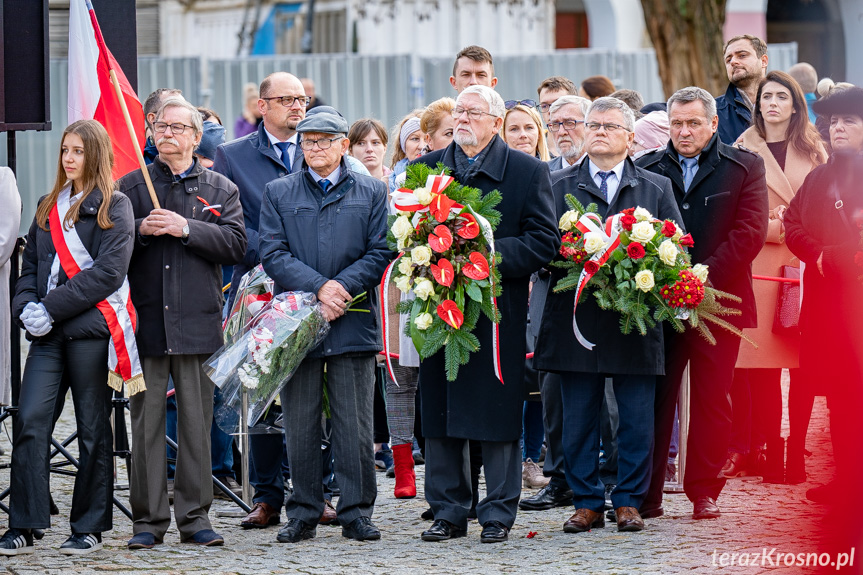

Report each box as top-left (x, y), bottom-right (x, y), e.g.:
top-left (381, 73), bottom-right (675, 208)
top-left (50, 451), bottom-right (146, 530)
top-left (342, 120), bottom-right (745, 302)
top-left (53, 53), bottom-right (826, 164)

top-left (213, 122), bottom-right (303, 266)
top-left (715, 83), bottom-right (752, 145)
top-left (636, 134), bottom-right (768, 328)
top-left (533, 157), bottom-right (682, 376)
top-left (412, 136), bottom-right (560, 442)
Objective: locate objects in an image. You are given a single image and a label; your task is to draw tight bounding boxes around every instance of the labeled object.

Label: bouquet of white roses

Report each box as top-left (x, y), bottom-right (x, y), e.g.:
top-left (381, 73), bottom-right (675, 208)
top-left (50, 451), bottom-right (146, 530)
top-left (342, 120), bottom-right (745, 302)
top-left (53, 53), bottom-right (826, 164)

top-left (205, 292), bottom-right (330, 434)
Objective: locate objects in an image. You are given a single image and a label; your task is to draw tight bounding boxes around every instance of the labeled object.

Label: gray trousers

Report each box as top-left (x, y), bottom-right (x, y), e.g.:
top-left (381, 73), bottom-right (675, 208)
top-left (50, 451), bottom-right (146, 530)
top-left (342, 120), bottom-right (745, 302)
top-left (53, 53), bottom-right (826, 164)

top-left (281, 354), bottom-right (377, 526)
top-left (425, 437), bottom-right (522, 530)
top-left (130, 355), bottom-right (214, 539)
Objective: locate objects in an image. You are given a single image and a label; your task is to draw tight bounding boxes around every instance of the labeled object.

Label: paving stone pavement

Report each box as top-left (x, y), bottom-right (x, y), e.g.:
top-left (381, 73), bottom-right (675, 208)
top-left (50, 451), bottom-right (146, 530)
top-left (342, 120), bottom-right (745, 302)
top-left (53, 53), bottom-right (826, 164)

top-left (0, 373), bottom-right (854, 575)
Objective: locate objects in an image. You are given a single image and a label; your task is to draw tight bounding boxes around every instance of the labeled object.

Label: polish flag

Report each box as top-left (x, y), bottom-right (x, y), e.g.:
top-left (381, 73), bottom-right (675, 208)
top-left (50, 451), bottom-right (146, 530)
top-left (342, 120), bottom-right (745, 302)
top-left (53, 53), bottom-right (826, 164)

top-left (67, 0), bottom-right (145, 180)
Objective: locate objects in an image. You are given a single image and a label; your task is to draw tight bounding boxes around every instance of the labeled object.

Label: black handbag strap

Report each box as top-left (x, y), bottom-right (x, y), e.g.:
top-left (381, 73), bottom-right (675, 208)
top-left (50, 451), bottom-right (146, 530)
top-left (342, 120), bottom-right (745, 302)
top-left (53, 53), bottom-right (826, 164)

top-left (829, 181), bottom-right (856, 235)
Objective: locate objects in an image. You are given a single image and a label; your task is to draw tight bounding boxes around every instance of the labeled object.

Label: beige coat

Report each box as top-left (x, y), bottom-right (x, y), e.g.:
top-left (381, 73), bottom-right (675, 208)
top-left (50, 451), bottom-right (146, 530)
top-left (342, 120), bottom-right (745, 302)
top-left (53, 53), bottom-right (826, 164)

top-left (734, 128), bottom-right (825, 368)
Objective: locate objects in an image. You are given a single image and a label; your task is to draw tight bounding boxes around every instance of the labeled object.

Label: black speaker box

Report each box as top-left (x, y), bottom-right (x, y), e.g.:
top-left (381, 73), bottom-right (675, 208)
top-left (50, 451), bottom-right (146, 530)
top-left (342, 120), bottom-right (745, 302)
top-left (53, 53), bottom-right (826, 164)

top-left (0, 0), bottom-right (51, 131)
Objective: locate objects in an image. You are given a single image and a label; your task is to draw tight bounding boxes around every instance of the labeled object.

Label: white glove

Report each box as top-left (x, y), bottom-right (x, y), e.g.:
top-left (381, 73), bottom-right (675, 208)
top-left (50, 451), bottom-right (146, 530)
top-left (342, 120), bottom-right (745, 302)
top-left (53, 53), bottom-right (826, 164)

top-left (24, 303), bottom-right (53, 337)
top-left (20, 301), bottom-right (39, 322)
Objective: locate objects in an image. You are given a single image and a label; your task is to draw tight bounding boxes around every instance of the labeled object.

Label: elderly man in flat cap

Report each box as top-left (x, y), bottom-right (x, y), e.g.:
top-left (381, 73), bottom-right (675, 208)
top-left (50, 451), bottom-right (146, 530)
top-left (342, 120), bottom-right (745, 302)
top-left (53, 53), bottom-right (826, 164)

top-left (258, 108), bottom-right (391, 543)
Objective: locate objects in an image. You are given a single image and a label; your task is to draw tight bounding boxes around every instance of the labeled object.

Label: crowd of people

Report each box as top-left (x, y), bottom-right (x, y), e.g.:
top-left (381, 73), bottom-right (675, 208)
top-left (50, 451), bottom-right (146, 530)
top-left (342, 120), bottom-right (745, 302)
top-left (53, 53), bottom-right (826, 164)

top-left (0, 35), bottom-right (861, 556)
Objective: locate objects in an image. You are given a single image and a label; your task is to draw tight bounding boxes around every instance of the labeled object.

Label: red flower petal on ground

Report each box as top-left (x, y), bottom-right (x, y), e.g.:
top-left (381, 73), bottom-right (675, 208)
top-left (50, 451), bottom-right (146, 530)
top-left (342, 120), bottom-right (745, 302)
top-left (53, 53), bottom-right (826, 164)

top-left (456, 213), bottom-right (480, 239)
top-left (526, 531), bottom-right (538, 539)
top-left (430, 193), bottom-right (457, 222)
top-left (430, 258), bottom-right (455, 287)
top-left (437, 299), bottom-right (464, 329)
top-left (621, 214), bottom-right (637, 231)
top-left (627, 243), bottom-right (646, 260)
top-left (679, 233), bottom-right (695, 247)
top-left (661, 220), bottom-right (677, 237)
top-left (462, 252), bottom-right (490, 280)
top-left (584, 260), bottom-right (600, 274)
top-left (428, 225), bottom-right (454, 253)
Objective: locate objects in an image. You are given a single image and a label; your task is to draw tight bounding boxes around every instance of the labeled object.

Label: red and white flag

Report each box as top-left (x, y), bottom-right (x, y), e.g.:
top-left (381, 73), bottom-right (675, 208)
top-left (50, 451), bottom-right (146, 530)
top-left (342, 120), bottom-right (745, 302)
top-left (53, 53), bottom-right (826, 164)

top-left (68, 0), bottom-right (145, 180)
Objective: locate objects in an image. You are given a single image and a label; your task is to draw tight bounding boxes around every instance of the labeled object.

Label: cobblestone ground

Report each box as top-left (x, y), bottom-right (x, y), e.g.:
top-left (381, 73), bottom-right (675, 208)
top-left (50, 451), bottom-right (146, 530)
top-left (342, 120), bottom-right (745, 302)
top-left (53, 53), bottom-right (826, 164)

top-left (0, 370), bottom-right (855, 575)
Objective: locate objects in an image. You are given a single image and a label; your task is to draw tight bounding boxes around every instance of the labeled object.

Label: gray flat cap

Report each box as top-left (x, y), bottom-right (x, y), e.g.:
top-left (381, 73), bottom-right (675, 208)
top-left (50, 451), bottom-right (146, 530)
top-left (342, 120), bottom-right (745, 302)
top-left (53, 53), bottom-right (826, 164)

top-left (296, 110), bottom-right (349, 135)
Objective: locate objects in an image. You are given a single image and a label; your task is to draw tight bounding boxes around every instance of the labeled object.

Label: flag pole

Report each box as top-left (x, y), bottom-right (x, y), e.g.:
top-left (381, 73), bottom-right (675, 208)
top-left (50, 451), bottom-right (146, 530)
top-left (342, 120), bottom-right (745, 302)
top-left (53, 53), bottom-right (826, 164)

top-left (108, 69), bottom-right (161, 210)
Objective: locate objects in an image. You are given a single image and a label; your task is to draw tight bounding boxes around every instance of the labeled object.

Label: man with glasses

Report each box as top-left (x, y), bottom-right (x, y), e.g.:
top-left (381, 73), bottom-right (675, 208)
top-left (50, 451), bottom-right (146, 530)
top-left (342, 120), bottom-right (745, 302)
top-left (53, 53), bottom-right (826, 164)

top-left (258, 109), bottom-right (390, 544)
top-left (536, 76), bottom-right (578, 156)
top-left (534, 97), bottom-right (682, 534)
top-left (213, 72), bottom-right (314, 531)
top-left (118, 98), bottom-right (247, 548)
top-left (637, 86), bottom-right (767, 521)
top-left (517, 93), bottom-right (593, 517)
top-left (414, 85), bottom-right (559, 544)
top-left (546, 95), bottom-right (591, 172)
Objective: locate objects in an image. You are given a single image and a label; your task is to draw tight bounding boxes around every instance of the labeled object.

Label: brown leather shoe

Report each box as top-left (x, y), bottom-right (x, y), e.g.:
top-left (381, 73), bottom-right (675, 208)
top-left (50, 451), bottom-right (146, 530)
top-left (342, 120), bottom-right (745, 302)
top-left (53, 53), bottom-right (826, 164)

top-left (240, 502), bottom-right (280, 529)
top-left (615, 506), bottom-right (645, 532)
top-left (563, 508), bottom-right (605, 533)
top-left (319, 499), bottom-right (337, 526)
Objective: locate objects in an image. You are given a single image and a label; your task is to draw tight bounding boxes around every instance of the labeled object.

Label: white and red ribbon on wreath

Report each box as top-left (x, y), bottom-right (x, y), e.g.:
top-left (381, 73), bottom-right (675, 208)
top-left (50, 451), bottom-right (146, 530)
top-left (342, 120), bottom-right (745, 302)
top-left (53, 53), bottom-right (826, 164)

top-left (382, 174), bottom-right (503, 385)
top-left (48, 187), bottom-right (145, 394)
top-left (571, 213), bottom-right (623, 350)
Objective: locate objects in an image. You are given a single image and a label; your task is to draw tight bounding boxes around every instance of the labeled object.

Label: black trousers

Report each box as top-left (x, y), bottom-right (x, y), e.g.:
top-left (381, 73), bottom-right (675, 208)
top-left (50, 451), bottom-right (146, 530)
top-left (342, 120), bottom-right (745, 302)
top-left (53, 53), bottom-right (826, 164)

top-left (11, 334), bottom-right (114, 532)
top-left (646, 328), bottom-right (741, 506)
top-left (424, 437), bottom-right (522, 529)
top-left (538, 371), bottom-right (567, 488)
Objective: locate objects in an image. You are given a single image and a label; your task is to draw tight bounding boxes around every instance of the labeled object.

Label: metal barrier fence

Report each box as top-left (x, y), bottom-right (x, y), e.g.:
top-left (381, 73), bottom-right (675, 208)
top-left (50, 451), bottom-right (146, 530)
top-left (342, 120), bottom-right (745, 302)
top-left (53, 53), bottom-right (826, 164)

top-left (2, 43), bottom-right (797, 233)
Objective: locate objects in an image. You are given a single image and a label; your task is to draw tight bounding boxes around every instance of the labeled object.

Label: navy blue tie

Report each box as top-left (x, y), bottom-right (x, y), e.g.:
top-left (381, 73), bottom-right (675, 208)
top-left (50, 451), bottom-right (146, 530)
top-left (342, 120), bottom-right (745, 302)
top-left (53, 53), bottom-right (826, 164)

top-left (597, 171), bottom-right (612, 202)
top-left (319, 179), bottom-right (331, 193)
top-left (275, 141), bottom-right (292, 169)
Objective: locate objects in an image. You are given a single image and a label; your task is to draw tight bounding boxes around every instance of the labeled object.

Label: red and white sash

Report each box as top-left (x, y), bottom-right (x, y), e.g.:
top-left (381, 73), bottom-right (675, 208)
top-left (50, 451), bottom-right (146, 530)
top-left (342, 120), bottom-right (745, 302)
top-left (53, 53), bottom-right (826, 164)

top-left (48, 187), bottom-right (145, 395)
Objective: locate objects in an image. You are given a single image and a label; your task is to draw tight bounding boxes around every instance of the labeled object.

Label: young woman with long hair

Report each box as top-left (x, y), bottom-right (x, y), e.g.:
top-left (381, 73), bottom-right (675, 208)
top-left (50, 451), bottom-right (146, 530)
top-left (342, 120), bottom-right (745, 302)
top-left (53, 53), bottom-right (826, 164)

top-left (728, 70), bottom-right (827, 484)
top-left (2, 119), bottom-right (136, 555)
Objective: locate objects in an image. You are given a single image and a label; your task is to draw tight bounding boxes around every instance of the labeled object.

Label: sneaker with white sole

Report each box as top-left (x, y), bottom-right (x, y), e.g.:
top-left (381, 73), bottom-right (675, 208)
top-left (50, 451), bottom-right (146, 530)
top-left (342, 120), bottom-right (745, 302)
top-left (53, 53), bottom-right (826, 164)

top-left (59, 532), bottom-right (102, 555)
top-left (0, 528), bottom-right (34, 556)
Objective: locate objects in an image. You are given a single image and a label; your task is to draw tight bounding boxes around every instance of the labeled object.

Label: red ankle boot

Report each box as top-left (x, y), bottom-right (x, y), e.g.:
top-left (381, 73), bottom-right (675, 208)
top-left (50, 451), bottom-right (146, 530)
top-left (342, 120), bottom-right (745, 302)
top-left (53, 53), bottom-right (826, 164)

top-left (392, 443), bottom-right (417, 499)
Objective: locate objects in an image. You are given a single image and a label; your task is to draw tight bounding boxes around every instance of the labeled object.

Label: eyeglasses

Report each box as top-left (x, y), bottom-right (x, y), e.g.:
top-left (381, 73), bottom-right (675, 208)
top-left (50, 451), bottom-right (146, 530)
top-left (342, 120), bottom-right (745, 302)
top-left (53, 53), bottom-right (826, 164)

top-left (153, 122), bottom-right (194, 135)
top-left (299, 137), bottom-right (343, 151)
top-left (546, 119), bottom-right (584, 132)
top-left (451, 107), bottom-right (498, 120)
top-left (262, 95), bottom-right (312, 108)
top-left (585, 122), bottom-right (629, 133)
top-left (537, 102), bottom-right (555, 113)
top-left (504, 99), bottom-right (538, 110)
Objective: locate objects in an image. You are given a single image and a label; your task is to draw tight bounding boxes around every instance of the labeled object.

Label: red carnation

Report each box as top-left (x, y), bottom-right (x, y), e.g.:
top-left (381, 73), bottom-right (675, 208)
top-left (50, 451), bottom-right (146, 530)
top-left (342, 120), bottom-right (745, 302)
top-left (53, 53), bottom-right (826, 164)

top-left (661, 220), bottom-right (677, 237)
top-left (584, 260), bottom-right (600, 274)
top-left (627, 243), bottom-right (646, 260)
top-left (621, 214), bottom-right (637, 231)
top-left (622, 207), bottom-right (636, 216)
top-left (679, 233), bottom-right (695, 247)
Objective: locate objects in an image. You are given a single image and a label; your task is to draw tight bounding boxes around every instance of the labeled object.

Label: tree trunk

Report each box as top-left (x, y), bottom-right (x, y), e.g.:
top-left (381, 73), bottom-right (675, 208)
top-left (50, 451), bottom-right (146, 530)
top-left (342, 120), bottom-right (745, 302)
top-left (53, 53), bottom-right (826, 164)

top-left (640, 0), bottom-right (728, 99)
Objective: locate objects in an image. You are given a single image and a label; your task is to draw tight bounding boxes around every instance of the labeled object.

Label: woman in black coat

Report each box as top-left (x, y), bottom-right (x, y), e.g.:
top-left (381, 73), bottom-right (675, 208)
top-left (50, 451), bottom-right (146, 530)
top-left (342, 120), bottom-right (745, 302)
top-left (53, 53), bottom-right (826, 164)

top-left (784, 87), bottom-right (863, 503)
top-left (2, 120), bottom-right (135, 556)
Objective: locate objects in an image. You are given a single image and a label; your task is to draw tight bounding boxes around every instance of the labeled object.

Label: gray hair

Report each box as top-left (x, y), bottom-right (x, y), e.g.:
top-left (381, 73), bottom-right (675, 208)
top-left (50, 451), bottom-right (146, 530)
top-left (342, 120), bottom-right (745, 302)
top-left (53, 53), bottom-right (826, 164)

top-left (157, 97), bottom-right (203, 135)
top-left (788, 63), bottom-right (818, 94)
top-left (667, 86), bottom-right (717, 120)
top-left (549, 95), bottom-right (591, 118)
top-left (586, 97), bottom-right (636, 132)
top-left (459, 85), bottom-right (505, 118)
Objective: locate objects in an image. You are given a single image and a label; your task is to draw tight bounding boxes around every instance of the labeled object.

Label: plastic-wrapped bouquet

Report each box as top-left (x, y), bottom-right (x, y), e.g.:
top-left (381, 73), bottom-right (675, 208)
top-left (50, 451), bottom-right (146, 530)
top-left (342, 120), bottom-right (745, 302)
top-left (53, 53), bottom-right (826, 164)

top-left (222, 264), bottom-right (275, 343)
top-left (206, 292), bottom-right (330, 434)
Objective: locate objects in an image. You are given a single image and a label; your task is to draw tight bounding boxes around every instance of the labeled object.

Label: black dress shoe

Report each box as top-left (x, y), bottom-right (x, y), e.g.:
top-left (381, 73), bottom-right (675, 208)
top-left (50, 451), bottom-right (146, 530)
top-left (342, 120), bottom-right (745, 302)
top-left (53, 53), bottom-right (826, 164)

top-left (480, 520), bottom-right (509, 543)
top-left (421, 519), bottom-right (467, 542)
top-left (692, 496), bottom-right (721, 520)
top-left (518, 483), bottom-right (573, 511)
top-left (342, 516), bottom-right (381, 541)
top-left (276, 518), bottom-right (316, 543)
top-left (421, 507), bottom-right (435, 521)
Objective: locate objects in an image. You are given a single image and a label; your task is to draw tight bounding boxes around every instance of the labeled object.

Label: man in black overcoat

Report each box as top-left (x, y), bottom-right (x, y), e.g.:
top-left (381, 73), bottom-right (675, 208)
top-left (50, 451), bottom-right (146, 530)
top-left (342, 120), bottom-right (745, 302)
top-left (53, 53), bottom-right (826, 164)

top-left (636, 86), bottom-right (768, 519)
top-left (534, 97), bottom-right (682, 533)
top-left (413, 85), bottom-right (560, 543)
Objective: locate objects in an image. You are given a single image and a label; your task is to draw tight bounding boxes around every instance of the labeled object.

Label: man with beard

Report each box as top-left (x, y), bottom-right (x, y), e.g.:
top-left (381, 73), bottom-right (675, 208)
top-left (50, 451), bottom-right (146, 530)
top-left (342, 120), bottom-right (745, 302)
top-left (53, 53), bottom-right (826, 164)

top-left (546, 95), bottom-right (591, 172)
top-left (414, 85), bottom-right (559, 543)
top-left (212, 72), bottom-right (318, 530)
top-left (716, 35), bottom-right (768, 144)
